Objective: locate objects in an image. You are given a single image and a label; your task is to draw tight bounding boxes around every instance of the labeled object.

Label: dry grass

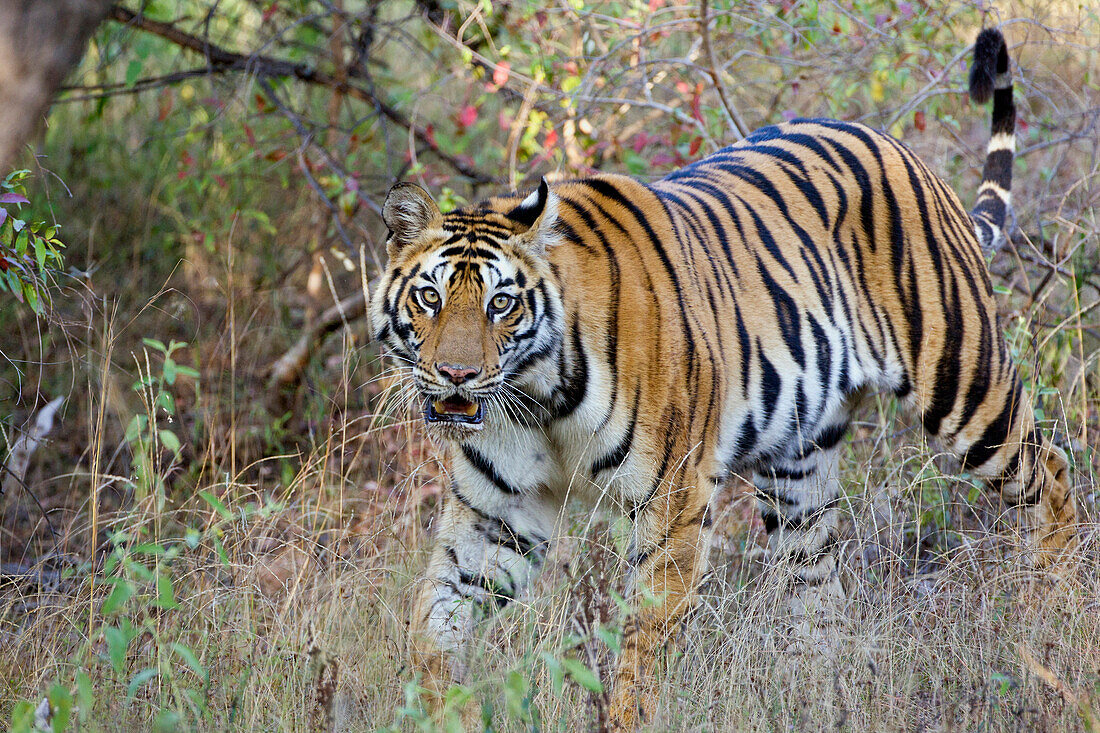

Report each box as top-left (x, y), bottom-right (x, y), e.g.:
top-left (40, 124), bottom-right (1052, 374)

top-left (1, 1), bottom-right (1099, 731)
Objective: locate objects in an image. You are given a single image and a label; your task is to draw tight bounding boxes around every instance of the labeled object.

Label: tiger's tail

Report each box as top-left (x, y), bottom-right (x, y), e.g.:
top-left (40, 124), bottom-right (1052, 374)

top-left (969, 27), bottom-right (1016, 253)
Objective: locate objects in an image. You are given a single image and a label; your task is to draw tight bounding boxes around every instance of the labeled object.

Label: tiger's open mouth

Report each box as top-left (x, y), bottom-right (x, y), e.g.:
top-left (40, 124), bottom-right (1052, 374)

top-left (424, 395), bottom-right (483, 426)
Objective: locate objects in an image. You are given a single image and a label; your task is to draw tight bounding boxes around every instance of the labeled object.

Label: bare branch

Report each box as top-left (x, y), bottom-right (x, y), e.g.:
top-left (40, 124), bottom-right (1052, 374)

top-left (107, 5), bottom-right (497, 184)
top-left (699, 0), bottom-right (748, 140)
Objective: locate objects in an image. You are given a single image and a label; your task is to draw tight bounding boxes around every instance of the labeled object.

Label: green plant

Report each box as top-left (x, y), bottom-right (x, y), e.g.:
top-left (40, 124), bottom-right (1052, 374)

top-left (0, 169), bottom-right (65, 313)
top-left (124, 338), bottom-right (199, 510)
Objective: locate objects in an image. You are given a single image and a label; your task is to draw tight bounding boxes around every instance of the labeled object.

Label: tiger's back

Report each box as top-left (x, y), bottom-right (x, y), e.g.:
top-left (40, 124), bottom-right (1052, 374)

top-left (544, 117), bottom-right (1013, 488)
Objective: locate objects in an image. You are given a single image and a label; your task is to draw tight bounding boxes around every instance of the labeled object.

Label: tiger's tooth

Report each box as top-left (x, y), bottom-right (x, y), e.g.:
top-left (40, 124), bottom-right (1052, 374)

top-left (461, 401), bottom-right (478, 416)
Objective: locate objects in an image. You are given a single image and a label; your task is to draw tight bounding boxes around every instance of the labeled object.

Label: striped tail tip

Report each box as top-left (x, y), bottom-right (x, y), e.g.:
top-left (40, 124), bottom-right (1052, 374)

top-left (969, 28), bottom-right (1016, 254)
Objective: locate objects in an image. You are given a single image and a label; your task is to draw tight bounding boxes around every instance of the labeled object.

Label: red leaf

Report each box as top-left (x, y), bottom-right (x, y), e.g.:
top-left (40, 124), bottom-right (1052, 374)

top-left (913, 109), bottom-right (926, 132)
top-left (262, 3), bottom-right (278, 22)
top-left (1018, 117), bottom-right (1028, 133)
top-left (648, 0), bottom-right (664, 10)
top-left (689, 135), bottom-right (703, 157)
top-left (690, 82), bottom-right (704, 124)
top-left (0, 193), bottom-right (29, 204)
top-left (544, 129), bottom-right (558, 149)
top-left (157, 88), bottom-right (173, 122)
top-left (243, 123), bottom-right (257, 147)
top-left (457, 105), bottom-right (478, 129)
top-left (0, 256), bottom-right (7, 272)
top-left (493, 61), bottom-right (510, 88)
top-left (424, 124), bottom-right (437, 148)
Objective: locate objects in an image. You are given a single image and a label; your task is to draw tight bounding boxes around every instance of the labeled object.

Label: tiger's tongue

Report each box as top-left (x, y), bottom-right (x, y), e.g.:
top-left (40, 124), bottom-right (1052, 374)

top-left (433, 396), bottom-right (478, 416)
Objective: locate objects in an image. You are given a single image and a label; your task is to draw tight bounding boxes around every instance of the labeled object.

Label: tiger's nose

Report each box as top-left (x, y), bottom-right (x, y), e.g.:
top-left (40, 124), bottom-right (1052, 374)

top-left (437, 363), bottom-right (480, 385)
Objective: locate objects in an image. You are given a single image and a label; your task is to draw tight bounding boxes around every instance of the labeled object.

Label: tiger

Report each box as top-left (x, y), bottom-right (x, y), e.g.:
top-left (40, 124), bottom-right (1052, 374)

top-left (369, 28), bottom-right (1077, 730)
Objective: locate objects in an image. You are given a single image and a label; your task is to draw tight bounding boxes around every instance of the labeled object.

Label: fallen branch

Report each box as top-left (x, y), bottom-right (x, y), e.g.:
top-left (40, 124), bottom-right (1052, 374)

top-left (104, 5), bottom-right (496, 184)
top-left (269, 291), bottom-right (368, 387)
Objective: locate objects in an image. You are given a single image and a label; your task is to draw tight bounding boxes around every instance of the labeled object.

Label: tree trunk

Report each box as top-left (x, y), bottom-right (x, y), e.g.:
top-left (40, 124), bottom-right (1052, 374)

top-left (0, 0), bottom-right (113, 171)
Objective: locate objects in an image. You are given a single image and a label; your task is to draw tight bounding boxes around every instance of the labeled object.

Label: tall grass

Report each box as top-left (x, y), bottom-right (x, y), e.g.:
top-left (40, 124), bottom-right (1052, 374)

top-left (1, 1), bottom-right (1098, 730)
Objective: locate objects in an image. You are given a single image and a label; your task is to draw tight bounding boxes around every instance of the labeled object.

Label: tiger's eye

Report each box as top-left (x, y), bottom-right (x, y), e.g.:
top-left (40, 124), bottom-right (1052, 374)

top-left (489, 293), bottom-right (515, 314)
top-left (420, 287), bottom-right (440, 307)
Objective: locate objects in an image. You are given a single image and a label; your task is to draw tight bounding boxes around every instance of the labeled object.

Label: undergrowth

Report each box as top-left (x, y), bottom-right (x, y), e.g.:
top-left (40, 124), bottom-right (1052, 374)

top-left (1, 1), bottom-right (1098, 731)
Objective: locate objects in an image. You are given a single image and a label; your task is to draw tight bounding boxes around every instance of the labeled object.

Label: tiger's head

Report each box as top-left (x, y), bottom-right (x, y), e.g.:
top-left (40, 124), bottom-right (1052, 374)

top-left (370, 179), bottom-right (565, 438)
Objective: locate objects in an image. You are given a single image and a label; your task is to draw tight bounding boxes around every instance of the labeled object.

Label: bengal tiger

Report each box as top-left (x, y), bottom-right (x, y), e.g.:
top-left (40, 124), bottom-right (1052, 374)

top-left (370, 28), bottom-right (1077, 729)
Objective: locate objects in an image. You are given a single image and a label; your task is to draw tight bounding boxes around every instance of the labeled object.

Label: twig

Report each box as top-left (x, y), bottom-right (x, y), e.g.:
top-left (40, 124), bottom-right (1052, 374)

top-left (698, 0), bottom-right (747, 140)
top-left (105, 5), bottom-right (496, 184)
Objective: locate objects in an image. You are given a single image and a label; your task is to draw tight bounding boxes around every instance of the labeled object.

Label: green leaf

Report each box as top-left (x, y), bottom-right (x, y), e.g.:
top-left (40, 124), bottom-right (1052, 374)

top-left (200, 491), bottom-right (232, 519)
top-left (155, 390), bottom-right (175, 414)
top-left (105, 626), bottom-right (132, 673)
top-left (596, 625), bottom-right (621, 654)
top-left (621, 149), bottom-right (647, 176)
top-left (212, 534), bottom-right (231, 568)
top-left (154, 573), bottom-right (180, 610)
top-left (162, 358), bottom-right (177, 385)
top-left (125, 414), bottom-right (148, 443)
top-left (153, 710), bottom-right (182, 733)
top-left (75, 672), bottom-right (92, 723)
top-left (159, 429), bottom-right (181, 454)
top-left (101, 579), bottom-right (134, 614)
top-left (126, 668), bottom-right (159, 701)
top-left (171, 642), bottom-right (209, 685)
top-left (142, 338), bottom-right (167, 354)
top-left (561, 658), bottom-right (602, 692)
top-left (47, 683), bottom-right (72, 733)
top-left (539, 652), bottom-right (564, 694)
top-left (133, 542), bottom-right (166, 556)
top-left (503, 670), bottom-right (529, 719)
top-left (34, 237), bottom-right (46, 270)
top-left (174, 365), bottom-right (200, 379)
top-left (125, 60), bottom-right (143, 88)
top-left (10, 700), bottom-right (35, 733)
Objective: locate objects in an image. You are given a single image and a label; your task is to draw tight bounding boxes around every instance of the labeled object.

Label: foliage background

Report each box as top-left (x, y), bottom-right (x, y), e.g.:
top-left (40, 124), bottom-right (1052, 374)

top-left (0, 0), bottom-right (1098, 730)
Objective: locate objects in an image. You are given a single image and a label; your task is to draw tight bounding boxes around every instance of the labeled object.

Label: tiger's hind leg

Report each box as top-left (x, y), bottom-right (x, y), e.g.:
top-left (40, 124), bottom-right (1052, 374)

top-left (932, 373), bottom-right (1078, 568)
top-left (755, 421), bottom-right (849, 641)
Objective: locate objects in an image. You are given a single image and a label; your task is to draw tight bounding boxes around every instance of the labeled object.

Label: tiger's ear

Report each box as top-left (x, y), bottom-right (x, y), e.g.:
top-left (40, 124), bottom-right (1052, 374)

top-left (383, 183), bottom-right (443, 256)
top-left (507, 177), bottom-right (559, 255)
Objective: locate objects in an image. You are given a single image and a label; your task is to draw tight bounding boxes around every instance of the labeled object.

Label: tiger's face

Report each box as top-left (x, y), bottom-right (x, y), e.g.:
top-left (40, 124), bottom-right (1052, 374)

top-left (370, 180), bottom-right (564, 437)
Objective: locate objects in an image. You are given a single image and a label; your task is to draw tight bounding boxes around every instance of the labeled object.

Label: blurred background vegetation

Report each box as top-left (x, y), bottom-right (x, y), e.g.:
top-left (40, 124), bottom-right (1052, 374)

top-left (0, 0), bottom-right (1098, 730)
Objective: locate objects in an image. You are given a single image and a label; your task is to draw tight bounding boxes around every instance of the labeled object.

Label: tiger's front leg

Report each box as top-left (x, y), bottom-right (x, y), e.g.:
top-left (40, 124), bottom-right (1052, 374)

top-left (408, 488), bottom-right (553, 720)
top-left (608, 473), bottom-right (712, 731)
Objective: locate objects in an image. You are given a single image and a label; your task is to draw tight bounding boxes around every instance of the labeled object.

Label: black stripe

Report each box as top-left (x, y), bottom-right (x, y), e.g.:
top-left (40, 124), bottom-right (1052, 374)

top-left (961, 378), bottom-right (1021, 470)
top-left (461, 444), bottom-right (523, 494)
top-left (476, 519), bottom-right (545, 560)
top-left (796, 422), bottom-right (849, 459)
top-left (551, 318), bottom-right (588, 418)
top-left (591, 387), bottom-right (639, 475)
